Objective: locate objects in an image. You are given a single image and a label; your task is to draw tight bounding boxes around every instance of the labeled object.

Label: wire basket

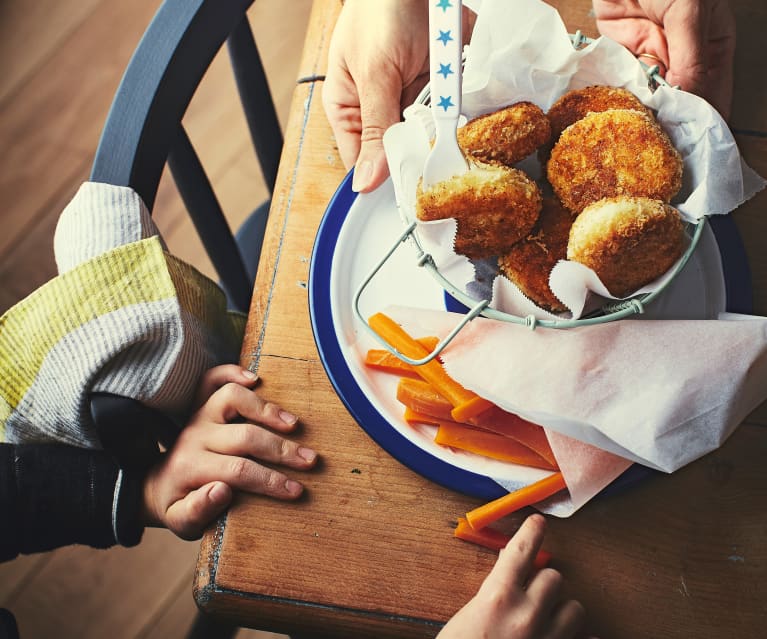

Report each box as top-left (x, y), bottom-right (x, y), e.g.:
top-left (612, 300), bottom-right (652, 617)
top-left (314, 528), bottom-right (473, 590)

top-left (354, 33), bottom-right (705, 365)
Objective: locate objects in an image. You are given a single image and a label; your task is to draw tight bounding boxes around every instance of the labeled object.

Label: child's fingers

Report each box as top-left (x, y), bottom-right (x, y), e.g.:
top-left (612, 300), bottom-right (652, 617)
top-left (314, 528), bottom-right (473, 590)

top-left (195, 452), bottom-right (307, 501)
top-left (481, 514), bottom-right (548, 592)
top-left (524, 567), bottom-right (564, 615)
top-left (197, 382), bottom-right (298, 432)
top-left (193, 365), bottom-right (258, 408)
top-left (545, 599), bottom-right (587, 639)
top-left (204, 422), bottom-right (318, 470)
top-left (164, 481), bottom-right (233, 540)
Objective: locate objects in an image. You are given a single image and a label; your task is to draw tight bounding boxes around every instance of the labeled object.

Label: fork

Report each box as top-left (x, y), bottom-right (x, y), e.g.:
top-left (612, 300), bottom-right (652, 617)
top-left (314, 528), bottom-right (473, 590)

top-left (422, 0), bottom-right (468, 189)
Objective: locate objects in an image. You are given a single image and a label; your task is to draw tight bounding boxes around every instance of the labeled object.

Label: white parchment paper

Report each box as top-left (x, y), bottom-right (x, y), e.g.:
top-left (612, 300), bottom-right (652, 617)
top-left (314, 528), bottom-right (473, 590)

top-left (383, 306), bottom-right (767, 516)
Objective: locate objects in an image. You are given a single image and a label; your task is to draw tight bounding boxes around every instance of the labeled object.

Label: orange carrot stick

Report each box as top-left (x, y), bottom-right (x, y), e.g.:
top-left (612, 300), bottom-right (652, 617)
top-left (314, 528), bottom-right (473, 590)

top-left (364, 336), bottom-right (440, 377)
top-left (435, 421), bottom-right (557, 470)
top-left (364, 350), bottom-right (422, 377)
top-left (471, 407), bottom-right (557, 469)
top-left (396, 377), bottom-right (455, 422)
top-left (466, 472), bottom-right (568, 530)
top-left (369, 313), bottom-right (493, 418)
top-left (451, 395), bottom-right (494, 422)
top-left (454, 517), bottom-right (552, 569)
top-left (398, 377), bottom-right (557, 469)
top-left (403, 406), bottom-right (442, 427)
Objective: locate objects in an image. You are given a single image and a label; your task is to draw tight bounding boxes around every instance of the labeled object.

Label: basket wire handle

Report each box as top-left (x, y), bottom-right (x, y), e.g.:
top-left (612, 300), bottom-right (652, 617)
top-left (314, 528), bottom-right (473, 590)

top-left (353, 221), bottom-right (488, 365)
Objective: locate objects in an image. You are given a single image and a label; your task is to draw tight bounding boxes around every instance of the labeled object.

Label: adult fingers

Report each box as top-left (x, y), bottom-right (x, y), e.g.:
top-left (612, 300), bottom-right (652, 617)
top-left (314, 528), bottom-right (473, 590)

top-left (481, 514), bottom-right (548, 592)
top-left (196, 382), bottom-right (299, 433)
top-left (322, 67), bottom-right (363, 170)
top-left (661, 0), bottom-right (708, 98)
top-left (204, 422), bottom-right (318, 470)
top-left (351, 69), bottom-right (407, 193)
top-left (193, 365), bottom-right (258, 409)
top-left (164, 481), bottom-right (233, 540)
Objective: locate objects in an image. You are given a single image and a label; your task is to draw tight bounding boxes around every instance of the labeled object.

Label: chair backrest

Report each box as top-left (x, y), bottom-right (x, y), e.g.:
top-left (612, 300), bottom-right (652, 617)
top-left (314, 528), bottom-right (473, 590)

top-left (90, 0), bottom-right (282, 312)
top-left (88, 0), bottom-right (283, 462)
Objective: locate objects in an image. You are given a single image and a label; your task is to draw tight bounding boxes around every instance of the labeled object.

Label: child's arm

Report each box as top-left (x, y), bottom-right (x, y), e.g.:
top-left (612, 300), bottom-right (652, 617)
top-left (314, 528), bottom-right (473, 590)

top-left (140, 365), bottom-right (318, 540)
top-left (437, 514), bottom-right (591, 639)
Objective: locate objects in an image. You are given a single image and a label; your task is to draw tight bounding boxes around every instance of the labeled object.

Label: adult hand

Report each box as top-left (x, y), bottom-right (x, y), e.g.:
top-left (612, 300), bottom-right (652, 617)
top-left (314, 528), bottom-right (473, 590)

top-left (592, 0), bottom-right (736, 119)
top-left (141, 365), bottom-right (318, 540)
top-left (323, 0), bottom-right (430, 193)
top-left (437, 515), bottom-right (590, 639)
top-left (323, 0), bottom-right (477, 193)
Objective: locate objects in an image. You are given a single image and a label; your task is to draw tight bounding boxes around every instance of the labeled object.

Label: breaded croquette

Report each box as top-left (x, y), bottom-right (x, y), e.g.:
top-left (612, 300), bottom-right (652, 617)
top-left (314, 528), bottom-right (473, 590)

top-left (546, 85), bottom-right (649, 142)
top-left (457, 101), bottom-right (551, 167)
top-left (567, 196), bottom-right (686, 297)
top-left (416, 160), bottom-right (542, 259)
top-left (547, 109), bottom-right (683, 214)
top-left (539, 85), bottom-right (650, 162)
top-left (498, 197), bottom-right (575, 312)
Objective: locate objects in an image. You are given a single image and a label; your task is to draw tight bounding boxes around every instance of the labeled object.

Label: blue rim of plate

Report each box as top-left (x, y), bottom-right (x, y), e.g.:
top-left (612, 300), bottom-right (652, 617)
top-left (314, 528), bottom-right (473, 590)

top-left (309, 170), bottom-right (753, 501)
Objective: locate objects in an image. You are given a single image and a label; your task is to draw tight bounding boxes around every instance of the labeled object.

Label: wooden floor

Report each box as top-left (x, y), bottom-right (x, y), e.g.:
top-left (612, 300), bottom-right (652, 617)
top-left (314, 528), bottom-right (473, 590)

top-left (0, 0), bottom-right (311, 637)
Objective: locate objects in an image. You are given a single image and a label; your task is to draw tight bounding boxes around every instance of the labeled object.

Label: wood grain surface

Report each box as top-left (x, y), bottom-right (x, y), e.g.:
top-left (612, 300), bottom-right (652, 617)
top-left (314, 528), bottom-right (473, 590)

top-left (195, 1), bottom-right (767, 637)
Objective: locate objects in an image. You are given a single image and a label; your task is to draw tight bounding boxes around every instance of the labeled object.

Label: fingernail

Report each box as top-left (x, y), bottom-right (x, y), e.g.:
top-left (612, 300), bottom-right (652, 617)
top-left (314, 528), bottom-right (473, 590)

top-left (298, 447), bottom-right (317, 464)
top-left (352, 159), bottom-right (373, 192)
top-left (285, 479), bottom-right (303, 496)
top-left (241, 369), bottom-right (258, 380)
top-left (208, 482), bottom-right (229, 504)
top-left (280, 410), bottom-right (298, 426)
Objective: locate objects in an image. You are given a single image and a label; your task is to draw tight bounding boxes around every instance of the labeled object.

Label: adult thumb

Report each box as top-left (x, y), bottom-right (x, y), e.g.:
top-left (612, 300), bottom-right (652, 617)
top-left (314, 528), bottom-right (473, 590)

top-left (352, 71), bottom-right (405, 193)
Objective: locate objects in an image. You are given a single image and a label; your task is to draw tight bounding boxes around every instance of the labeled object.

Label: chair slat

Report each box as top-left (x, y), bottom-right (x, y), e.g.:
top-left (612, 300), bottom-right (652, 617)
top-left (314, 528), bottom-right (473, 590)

top-left (227, 16), bottom-right (283, 193)
top-left (168, 126), bottom-right (252, 312)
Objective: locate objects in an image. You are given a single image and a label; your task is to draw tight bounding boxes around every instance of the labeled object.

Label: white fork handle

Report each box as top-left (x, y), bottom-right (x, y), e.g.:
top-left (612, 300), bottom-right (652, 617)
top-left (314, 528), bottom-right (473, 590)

top-left (428, 0), bottom-right (463, 126)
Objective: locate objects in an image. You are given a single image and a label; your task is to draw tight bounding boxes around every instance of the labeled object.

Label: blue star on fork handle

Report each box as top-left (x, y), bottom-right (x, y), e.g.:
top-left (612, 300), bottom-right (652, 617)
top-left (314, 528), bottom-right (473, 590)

top-left (437, 95), bottom-right (455, 112)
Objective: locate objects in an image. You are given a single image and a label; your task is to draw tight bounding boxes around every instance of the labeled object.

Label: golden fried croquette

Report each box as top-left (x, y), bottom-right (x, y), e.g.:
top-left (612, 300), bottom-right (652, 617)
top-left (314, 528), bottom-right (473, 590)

top-left (567, 196), bottom-right (686, 297)
top-left (457, 101), bottom-right (551, 167)
top-left (498, 197), bottom-right (576, 312)
top-left (546, 85), bottom-right (649, 142)
top-left (547, 109), bottom-right (683, 214)
top-left (416, 160), bottom-right (542, 259)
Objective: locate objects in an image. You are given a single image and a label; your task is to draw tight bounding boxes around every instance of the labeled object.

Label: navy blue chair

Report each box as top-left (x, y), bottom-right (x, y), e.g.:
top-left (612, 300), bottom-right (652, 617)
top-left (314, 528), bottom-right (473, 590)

top-left (89, 2), bottom-right (285, 636)
top-left (90, 0), bottom-right (281, 313)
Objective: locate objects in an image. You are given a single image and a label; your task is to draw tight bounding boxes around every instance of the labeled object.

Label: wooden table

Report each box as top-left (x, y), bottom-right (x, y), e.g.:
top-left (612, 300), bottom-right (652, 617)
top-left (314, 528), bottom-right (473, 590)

top-left (195, 1), bottom-right (767, 637)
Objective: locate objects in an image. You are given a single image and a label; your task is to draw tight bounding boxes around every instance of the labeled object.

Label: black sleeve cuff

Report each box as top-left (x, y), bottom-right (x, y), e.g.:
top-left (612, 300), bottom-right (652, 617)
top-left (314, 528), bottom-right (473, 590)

top-left (0, 443), bottom-right (146, 561)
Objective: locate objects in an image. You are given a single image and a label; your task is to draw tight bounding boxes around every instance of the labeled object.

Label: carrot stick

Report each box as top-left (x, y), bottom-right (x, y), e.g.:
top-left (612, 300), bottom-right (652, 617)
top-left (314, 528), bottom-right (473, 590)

top-left (364, 336), bottom-right (440, 377)
top-left (472, 407), bottom-right (557, 469)
top-left (396, 377), bottom-right (455, 421)
top-left (397, 377), bottom-right (558, 469)
top-left (454, 517), bottom-right (552, 569)
top-left (435, 421), bottom-right (557, 470)
top-left (450, 395), bottom-right (494, 422)
top-left (368, 312), bottom-right (485, 410)
top-left (466, 472), bottom-right (568, 530)
top-left (403, 406), bottom-right (442, 426)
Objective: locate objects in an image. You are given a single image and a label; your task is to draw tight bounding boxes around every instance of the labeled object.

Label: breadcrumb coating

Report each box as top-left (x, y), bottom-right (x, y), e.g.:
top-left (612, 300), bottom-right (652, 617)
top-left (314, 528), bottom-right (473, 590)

top-left (498, 196), bottom-right (576, 312)
top-left (457, 101), bottom-right (551, 166)
top-left (416, 160), bottom-right (542, 258)
top-left (547, 85), bottom-right (649, 141)
top-left (547, 109), bottom-right (683, 214)
top-left (567, 196), bottom-right (686, 297)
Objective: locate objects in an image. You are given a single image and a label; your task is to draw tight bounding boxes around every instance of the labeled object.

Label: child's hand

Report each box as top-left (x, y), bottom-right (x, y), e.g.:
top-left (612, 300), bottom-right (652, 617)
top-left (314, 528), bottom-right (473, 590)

top-left (141, 365), bottom-right (318, 540)
top-left (437, 514), bottom-right (590, 639)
